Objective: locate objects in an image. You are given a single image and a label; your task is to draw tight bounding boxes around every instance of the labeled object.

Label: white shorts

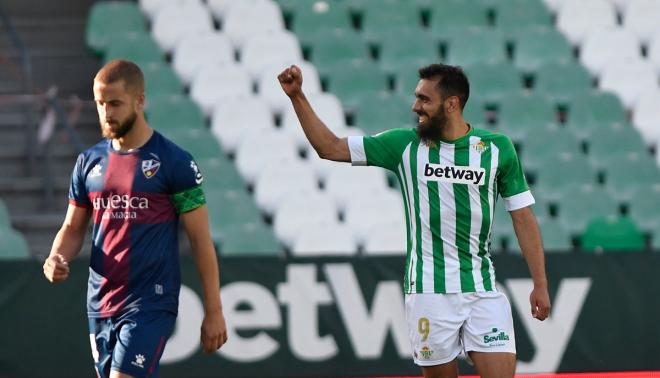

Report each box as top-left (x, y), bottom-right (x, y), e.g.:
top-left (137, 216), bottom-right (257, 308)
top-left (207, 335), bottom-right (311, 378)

top-left (405, 291), bottom-right (516, 366)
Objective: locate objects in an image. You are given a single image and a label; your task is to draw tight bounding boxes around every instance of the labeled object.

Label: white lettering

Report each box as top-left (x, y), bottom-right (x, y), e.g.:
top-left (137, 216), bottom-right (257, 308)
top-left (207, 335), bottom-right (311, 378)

top-left (424, 163), bottom-right (485, 185)
top-left (92, 195), bottom-right (149, 210)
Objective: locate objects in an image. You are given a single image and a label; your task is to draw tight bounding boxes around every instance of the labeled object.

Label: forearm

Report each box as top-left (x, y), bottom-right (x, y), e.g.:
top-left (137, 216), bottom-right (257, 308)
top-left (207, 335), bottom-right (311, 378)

top-left (49, 225), bottom-right (86, 261)
top-left (290, 93), bottom-right (343, 160)
top-left (190, 238), bottom-right (222, 314)
top-left (511, 208), bottom-right (548, 288)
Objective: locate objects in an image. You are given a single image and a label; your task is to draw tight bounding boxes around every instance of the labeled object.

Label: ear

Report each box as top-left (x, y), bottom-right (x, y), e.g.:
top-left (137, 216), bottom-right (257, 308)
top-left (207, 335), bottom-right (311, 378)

top-left (446, 96), bottom-right (461, 113)
top-left (135, 93), bottom-right (145, 112)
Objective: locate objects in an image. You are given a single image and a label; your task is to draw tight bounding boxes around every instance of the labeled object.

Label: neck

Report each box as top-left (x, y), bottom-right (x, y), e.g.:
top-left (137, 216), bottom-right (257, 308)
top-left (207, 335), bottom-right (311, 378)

top-left (438, 117), bottom-right (470, 142)
top-left (112, 118), bottom-right (152, 151)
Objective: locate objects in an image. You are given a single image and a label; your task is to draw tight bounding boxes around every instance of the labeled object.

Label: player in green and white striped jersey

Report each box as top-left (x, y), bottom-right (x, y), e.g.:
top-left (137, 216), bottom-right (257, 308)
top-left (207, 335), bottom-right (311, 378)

top-left (278, 63), bottom-right (550, 378)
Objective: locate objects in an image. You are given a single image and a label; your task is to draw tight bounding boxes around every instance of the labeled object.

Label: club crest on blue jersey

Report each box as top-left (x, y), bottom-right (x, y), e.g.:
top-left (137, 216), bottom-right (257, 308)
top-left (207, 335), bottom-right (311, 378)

top-left (141, 159), bottom-right (161, 179)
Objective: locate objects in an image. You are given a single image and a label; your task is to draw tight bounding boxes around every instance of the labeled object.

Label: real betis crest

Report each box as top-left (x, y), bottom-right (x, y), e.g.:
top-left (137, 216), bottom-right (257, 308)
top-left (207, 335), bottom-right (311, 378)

top-left (472, 140), bottom-right (489, 154)
top-left (142, 159), bottom-right (161, 179)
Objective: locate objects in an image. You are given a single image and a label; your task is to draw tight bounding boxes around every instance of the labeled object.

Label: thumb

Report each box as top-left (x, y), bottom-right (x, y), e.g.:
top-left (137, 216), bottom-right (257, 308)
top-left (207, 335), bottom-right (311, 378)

top-left (290, 65), bottom-right (301, 78)
top-left (530, 296), bottom-right (538, 318)
top-left (56, 254), bottom-right (68, 265)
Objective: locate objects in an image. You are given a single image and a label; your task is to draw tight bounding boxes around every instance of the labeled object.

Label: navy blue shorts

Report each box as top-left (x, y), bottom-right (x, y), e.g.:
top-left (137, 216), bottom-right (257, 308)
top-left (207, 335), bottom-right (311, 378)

top-left (88, 309), bottom-right (176, 378)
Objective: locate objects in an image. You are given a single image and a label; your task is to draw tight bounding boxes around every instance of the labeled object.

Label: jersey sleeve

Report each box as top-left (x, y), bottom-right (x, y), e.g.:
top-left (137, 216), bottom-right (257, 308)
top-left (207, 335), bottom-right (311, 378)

top-left (169, 152), bottom-right (207, 214)
top-left (496, 136), bottom-right (535, 211)
top-left (68, 153), bottom-right (90, 208)
top-left (347, 128), bottom-right (412, 171)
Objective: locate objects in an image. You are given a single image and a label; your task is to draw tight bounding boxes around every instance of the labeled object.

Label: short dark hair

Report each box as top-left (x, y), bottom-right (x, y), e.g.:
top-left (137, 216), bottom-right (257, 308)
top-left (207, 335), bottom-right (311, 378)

top-left (94, 59), bottom-right (145, 95)
top-left (418, 64), bottom-right (470, 109)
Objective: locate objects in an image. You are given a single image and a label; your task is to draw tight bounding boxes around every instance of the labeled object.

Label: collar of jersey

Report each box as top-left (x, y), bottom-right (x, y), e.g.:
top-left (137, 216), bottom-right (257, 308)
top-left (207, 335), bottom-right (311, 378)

top-left (436, 123), bottom-right (473, 145)
top-left (107, 131), bottom-right (156, 155)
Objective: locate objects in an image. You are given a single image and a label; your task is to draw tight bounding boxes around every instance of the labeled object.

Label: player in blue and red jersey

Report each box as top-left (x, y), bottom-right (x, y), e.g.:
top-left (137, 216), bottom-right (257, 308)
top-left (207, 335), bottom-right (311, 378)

top-left (42, 60), bottom-right (227, 378)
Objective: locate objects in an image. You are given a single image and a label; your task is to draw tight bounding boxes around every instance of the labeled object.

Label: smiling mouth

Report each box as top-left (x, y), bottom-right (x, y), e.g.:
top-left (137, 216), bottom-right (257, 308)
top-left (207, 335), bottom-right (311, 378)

top-left (417, 114), bottom-right (428, 123)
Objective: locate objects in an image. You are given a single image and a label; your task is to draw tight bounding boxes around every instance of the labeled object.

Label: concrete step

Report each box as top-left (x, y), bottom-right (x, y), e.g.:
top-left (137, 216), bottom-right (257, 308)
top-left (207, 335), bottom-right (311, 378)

top-left (0, 176), bottom-right (70, 214)
top-left (12, 213), bottom-right (93, 259)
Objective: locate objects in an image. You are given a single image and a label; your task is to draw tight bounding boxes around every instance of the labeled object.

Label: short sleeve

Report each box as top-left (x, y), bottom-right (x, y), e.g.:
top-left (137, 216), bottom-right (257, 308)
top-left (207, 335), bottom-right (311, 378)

top-left (170, 152), bottom-right (206, 214)
top-left (496, 137), bottom-right (534, 211)
top-left (348, 128), bottom-right (413, 171)
top-left (68, 153), bottom-right (90, 208)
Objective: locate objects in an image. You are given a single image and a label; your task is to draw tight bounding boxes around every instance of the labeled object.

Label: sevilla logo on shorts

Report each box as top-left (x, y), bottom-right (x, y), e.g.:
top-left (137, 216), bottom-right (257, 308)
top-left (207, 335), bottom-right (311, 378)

top-left (142, 159), bottom-right (161, 179)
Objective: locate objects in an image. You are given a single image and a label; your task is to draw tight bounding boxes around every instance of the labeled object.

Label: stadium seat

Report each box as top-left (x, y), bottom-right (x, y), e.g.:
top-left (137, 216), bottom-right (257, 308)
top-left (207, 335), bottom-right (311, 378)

top-left (197, 156), bottom-right (246, 192)
top-left (0, 228), bottom-right (30, 259)
top-left (579, 28), bottom-right (641, 77)
top-left (216, 221), bottom-right (282, 256)
top-left (534, 62), bottom-right (593, 103)
top-left (520, 125), bottom-right (582, 171)
top-left (307, 29), bottom-right (371, 75)
top-left (307, 153), bottom-right (351, 182)
top-left (447, 29), bottom-right (507, 66)
top-left (581, 216), bottom-right (644, 252)
top-left (626, 185), bottom-right (660, 233)
top-left (289, 1), bottom-right (352, 44)
top-left (257, 60), bottom-right (322, 114)
top-left (649, 30), bottom-right (660, 74)
top-left (324, 165), bottom-right (391, 210)
top-left (556, 0), bottom-right (617, 45)
top-left (586, 124), bottom-right (648, 170)
top-left (253, 160), bottom-right (319, 214)
top-left (241, 31), bottom-right (303, 80)
top-left (206, 0), bottom-right (235, 19)
top-left (535, 154), bottom-right (597, 193)
top-left (173, 32), bottom-right (235, 85)
top-left (494, 0), bottom-right (553, 29)
top-left (0, 199), bottom-right (10, 229)
top-left (463, 97), bottom-right (488, 126)
top-left (222, 0), bottom-right (285, 48)
top-left (343, 189), bottom-right (404, 243)
top-left (464, 63), bottom-right (523, 104)
top-left (538, 218), bottom-right (573, 253)
top-left (274, 191), bottom-right (339, 247)
top-left (211, 97), bottom-right (275, 153)
top-left (496, 92), bottom-right (557, 141)
top-left (104, 32), bottom-right (164, 65)
top-left (152, 0), bottom-right (213, 53)
top-left (161, 128), bottom-right (223, 160)
top-left (623, 0), bottom-right (660, 44)
top-left (234, 129), bottom-right (302, 183)
top-left (281, 93), bottom-right (347, 147)
top-left (599, 58), bottom-right (657, 108)
top-left (607, 0), bottom-right (634, 12)
top-left (490, 202), bottom-right (516, 251)
top-left (395, 69), bottom-right (423, 96)
top-left (603, 152), bottom-right (660, 201)
top-left (632, 86), bottom-right (660, 145)
top-left (513, 27), bottom-right (574, 73)
top-left (363, 220), bottom-right (407, 255)
top-left (360, 0), bottom-right (423, 42)
top-left (86, 1), bottom-right (146, 54)
top-left (141, 62), bottom-right (184, 98)
top-left (352, 92), bottom-right (414, 135)
top-left (378, 30), bottom-right (440, 74)
top-left (428, 1), bottom-right (489, 37)
top-left (564, 92), bottom-right (627, 140)
top-left (324, 60), bottom-right (390, 109)
top-left (190, 64), bottom-right (253, 116)
top-left (138, 0), bottom-right (164, 20)
top-left (292, 222), bottom-right (357, 256)
top-left (206, 189), bottom-right (264, 229)
top-left (146, 94), bottom-right (206, 132)
top-left (556, 184), bottom-right (619, 235)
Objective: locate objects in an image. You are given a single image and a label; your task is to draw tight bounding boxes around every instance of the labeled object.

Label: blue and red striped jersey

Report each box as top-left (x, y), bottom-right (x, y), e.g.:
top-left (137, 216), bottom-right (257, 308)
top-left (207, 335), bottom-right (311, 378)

top-left (69, 131), bottom-right (205, 318)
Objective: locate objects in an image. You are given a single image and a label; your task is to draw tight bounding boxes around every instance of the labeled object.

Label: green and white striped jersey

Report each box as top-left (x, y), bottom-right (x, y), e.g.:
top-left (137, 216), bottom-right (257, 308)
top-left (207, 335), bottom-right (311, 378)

top-left (348, 126), bottom-right (534, 294)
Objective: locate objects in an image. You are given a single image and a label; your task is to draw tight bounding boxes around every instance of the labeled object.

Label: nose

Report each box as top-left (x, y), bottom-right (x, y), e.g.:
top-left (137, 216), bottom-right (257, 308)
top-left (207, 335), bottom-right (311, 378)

top-left (412, 99), bottom-right (422, 113)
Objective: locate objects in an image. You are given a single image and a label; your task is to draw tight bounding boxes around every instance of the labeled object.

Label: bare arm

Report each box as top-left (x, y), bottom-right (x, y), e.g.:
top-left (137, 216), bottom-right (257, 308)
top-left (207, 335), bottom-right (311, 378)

top-left (181, 205), bottom-right (228, 353)
top-left (510, 206), bottom-right (551, 321)
top-left (43, 204), bottom-right (92, 283)
top-left (278, 65), bottom-right (350, 162)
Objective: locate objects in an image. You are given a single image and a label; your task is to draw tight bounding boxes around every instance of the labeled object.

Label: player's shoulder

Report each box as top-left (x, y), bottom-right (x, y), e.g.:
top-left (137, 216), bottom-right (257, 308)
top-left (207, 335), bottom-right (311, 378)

top-left (370, 127), bottom-right (418, 143)
top-left (152, 131), bottom-right (194, 162)
top-left (471, 127), bottom-right (515, 150)
top-left (78, 139), bottom-right (109, 163)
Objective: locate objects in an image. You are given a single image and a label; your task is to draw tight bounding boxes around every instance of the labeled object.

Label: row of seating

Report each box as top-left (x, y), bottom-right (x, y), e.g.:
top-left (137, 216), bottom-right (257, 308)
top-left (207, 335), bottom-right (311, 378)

top-left (0, 199), bottom-right (31, 259)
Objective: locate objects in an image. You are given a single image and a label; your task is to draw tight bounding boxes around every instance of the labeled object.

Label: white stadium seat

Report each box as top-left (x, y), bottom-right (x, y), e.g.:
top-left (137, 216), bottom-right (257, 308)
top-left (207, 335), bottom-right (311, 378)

top-left (254, 160), bottom-right (319, 214)
top-left (274, 192), bottom-right (339, 247)
top-left (580, 28), bottom-right (641, 77)
top-left (282, 93), bottom-right (347, 148)
top-left (541, 0), bottom-right (562, 12)
top-left (632, 86), bottom-right (660, 145)
top-left (190, 64), bottom-right (252, 116)
top-left (623, 0), bottom-right (660, 44)
top-left (363, 221), bottom-right (408, 256)
top-left (257, 61), bottom-right (322, 114)
top-left (648, 29), bottom-right (660, 74)
top-left (599, 58), bottom-right (658, 108)
top-left (241, 31), bottom-right (303, 80)
top-left (325, 165), bottom-right (391, 210)
top-left (173, 32), bottom-right (234, 85)
top-left (292, 223), bottom-right (358, 256)
top-left (234, 129), bottom-right (301, 183)
top-left (606, 0), bottom-right (634, 12)
top-left (344, 189), bottom-right (404, 243)
top-left (206, 0), bottom-right (233, 19)
top-left (211, 97), bottom-right (275, 153)
top-left (557, 0), bottom-right (617, 45)
top-left (152, 1), bottom-right (213, 53)
top-left (222, 0), bottom-right (284, 49)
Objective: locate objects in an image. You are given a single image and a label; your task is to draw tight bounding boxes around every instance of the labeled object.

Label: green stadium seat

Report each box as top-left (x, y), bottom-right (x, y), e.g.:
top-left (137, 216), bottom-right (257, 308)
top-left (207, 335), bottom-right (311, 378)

top-left (146, 95), bottom-right (206, 132)
top-left (395, 69), bottom-right (422, 95)
top-left (538, 218), bottom-right (573, 252)
top-left (141, 63), bottom-right (184, 99)
top-left (428, 1), bottom-right (489, 38)
top-left (197, 156), bottom-right (246, 192)
top-left (520, 125), bottom-right (582, 172)
top-left (217, 222), bottom-right (282, 256)
top-left (581, 216), bottom-right (644, 252)
top-left (86, 1), bottom-right (146, 54)
top-left (626, 186), bottom-right (660, 233)
top-left (447, 29), bottom-right (507, 66)
top-left (324, 60), bottom-right (390, 109)
top-left (586, 124), bottom-right (648, 170)
top-left (104, 32), bottom-right (164, 65)
top-left (160, 129), bottom-right (223, 160)
top-left (494, 0), bottom-right (553, 29)
top-left (535, 154), bottom-right (597, 194)
top-left (463, 97), bottom-right (488, 126)
top-left (653, 229), bottom-right (660, 251)
top-left (360, 0), bottom-right (423, 42)
top-left (496, 92), bottom-right (557, 141)
top-left (308, 29), bottom-right (370, 75)
top-left (513, 27), bottom-right (573, 73)
top-left (603, 152), bottom-right (660, 201)
top-left (565, 92), bottom-right (627, 140)
top-left (534, 62), bottom-right (593, 103)
top-left (0, 228), bottom-right (30, 259)
top-left (556, 185), bottom-right (619, 235)
top-left (290, 1), bottom-right (352, 45)
top-left (0, 199), bottom-right (11, 228)
top-left (464, 63), bottom-right (523, 104)
top-left (353, 92), bottom-right (414, 134)
top-left (378, 30), bottom-right (440, 74)
top-left (206, 189), bottom-right (264, 229)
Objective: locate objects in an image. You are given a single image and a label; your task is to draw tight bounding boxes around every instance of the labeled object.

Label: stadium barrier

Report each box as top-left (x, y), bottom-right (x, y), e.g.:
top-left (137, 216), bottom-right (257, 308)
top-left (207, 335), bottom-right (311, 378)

top-left (1, 253), bottom-right (658, 377)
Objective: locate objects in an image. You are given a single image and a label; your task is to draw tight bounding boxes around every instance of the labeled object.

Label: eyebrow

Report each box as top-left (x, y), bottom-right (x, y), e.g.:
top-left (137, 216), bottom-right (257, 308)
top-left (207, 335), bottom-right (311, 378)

top-left (415, 92), bottom-right (430, 100)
